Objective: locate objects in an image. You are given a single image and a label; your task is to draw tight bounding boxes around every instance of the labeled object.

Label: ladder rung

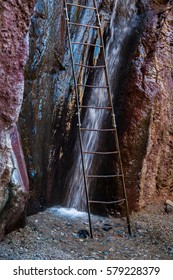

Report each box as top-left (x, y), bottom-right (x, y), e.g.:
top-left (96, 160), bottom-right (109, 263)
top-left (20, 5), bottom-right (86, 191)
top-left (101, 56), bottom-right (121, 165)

top-left (77, 84), bottom-right (109, 88)
top-left (80, 105), bottom-right (112, 110)
top-left (68, 22), bottom-right (100, 29)
top-left (86, 174), bottom-right (123, 178)
top-left (75, 63), bottom-right (105, 69)
top-left (71, 42), bottom-right (103, 48)
top-left (83, 151), bottom-right (119, 155)
top-left (66, 3), bottom-right (96, 10)
top-left (80, 128), bottom-right (116, 132)
top-left (89, 199), bottom-right (125, 204)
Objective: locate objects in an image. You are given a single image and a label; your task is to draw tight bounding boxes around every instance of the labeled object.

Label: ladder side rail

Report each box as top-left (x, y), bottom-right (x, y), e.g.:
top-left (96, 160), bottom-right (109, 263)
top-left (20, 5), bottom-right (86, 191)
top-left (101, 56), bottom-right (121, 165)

top-left (64, 0), bottom-right (93, 238)
top-left (93, 0), bottom-right (131, 235)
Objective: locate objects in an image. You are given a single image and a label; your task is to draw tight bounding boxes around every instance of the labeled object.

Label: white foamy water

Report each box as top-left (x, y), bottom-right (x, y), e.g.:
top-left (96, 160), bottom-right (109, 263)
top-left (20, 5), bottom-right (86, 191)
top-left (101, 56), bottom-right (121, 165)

top-left (46, 206), bottom-right (89, 219)
top-left (46, 206), bottom-right (103, 223)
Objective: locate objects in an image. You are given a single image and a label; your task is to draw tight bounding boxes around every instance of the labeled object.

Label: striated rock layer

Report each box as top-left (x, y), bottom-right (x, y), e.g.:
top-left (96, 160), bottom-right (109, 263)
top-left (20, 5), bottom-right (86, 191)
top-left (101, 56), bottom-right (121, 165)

top-left (0, 0), bottom-right (35, 239)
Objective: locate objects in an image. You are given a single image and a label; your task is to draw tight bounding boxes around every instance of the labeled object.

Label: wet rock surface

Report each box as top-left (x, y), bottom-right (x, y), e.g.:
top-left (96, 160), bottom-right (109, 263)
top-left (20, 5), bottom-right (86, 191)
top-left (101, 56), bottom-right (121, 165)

top-left (20, 0), bottom-right (112, 214)
top-left (0, 203), bottom-right (173, 260)
top-left (20, 0), bottom-right (173, 216)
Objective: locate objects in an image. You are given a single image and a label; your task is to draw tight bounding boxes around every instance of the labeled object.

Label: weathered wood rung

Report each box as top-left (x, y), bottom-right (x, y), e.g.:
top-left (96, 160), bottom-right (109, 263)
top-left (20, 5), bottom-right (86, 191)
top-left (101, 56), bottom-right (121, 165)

top-left (71, 41), bottom-right (103, 48)
top-left (80, 128), bottom-right (116, 132)
top-left (77, 84), bottom-right (108, 88)
top-left (80, 106), bottom-right (112, 110)
top-left (86, 174), bottom-right (123, 178)
top-left (83, 151), bottom-right (119, 155)
top-left (75, 63), bottom-right (105, 69)
top-left (66, 3), bottom-right (96, 10)
top-left (68, 22), bottom-right (100, 29)
top-left (89, 199), bottom-right (125, 204)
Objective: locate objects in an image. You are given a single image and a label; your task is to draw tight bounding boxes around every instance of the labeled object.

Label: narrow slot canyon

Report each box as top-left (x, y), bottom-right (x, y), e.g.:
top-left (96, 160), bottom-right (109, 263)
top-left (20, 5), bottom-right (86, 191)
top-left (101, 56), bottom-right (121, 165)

top-left (0, 0), bottom-right (173, 260)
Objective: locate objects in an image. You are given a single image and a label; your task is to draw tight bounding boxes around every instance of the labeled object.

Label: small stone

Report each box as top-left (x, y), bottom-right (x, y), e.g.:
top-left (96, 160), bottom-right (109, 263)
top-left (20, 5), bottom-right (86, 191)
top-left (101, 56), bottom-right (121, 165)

top-left (66, 223), bottom-right (72, 227)
top-left (103, 251), bottom-right (109, 255)
top-left (102, 224), bottom-right (113, 231)
top-left (77, 229), bottom-right (89, 239)
top-left (109, 248), bottom-right (114, 252)
top-left (116, 229), bottom-right (124, 237)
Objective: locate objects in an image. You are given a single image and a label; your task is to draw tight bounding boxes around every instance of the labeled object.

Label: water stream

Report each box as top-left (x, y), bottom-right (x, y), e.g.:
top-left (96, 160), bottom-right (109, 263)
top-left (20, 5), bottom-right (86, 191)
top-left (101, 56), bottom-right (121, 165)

top-left (64, 0), bottom-right (137, 211)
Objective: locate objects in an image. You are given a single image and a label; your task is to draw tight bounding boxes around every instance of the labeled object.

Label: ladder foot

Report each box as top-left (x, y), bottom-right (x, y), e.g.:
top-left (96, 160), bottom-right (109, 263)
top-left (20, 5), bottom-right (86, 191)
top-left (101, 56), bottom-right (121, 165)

top-left (128, 225), bottom-right (132, 236)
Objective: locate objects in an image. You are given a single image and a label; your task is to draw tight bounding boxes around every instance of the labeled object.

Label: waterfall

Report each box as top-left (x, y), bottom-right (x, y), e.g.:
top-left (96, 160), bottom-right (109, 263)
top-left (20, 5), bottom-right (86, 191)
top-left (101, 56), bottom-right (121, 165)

top-left (63, 0), bottom-right (137, 211)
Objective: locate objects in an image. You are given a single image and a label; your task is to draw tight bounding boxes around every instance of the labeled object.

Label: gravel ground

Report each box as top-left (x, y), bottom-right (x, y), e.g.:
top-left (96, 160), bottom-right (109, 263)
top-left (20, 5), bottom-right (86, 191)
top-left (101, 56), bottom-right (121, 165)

top-left (0, 203), bottom-right (173, 260)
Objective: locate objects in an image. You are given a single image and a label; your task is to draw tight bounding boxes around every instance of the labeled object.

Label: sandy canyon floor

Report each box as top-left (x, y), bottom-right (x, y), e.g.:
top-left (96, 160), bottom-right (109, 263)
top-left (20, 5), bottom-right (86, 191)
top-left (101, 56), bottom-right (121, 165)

top-left (0, 203), bottom-right (173, 260)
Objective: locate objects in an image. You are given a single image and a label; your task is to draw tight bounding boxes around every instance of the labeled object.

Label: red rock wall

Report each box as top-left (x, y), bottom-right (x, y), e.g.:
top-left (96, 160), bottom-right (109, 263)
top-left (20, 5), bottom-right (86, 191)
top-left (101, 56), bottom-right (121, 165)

top-left (139, 1), bottom-right (173, 207)
top-left (0, 0), bottom-right (35, 239)
top-left (120, 0), bottom-right (173, 209)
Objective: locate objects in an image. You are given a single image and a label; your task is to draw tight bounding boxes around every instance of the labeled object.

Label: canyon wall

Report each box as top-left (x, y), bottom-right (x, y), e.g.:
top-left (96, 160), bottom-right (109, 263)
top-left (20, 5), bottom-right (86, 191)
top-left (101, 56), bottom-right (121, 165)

top-left (120, 0), bottom-right (173, 209)
top-left (0, 0), bottom-right (172, 238)
top-left (0, 0), bottom-right (35, 239)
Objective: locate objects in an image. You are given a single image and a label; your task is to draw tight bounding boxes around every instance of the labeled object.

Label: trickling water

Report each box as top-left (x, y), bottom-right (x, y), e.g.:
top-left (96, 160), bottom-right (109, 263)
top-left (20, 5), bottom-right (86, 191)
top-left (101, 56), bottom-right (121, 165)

top-left (64, 0), bottom-right (137, 211)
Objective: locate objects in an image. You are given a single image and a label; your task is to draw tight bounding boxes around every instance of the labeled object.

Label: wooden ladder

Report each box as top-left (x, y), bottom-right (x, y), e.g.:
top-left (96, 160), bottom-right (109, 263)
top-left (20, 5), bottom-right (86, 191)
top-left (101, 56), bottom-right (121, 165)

top-left (64, 0), bottom-right (131, 238)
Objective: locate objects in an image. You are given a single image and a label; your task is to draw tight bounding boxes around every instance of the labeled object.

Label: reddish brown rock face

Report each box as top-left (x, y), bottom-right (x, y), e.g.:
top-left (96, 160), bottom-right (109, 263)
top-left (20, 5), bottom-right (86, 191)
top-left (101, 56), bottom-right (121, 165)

top-left (120, 0), bottom-right (173, 210)
top-left (138, 2), bottom-right (173, 207)
top-left (0, 0), bottom-right (35, 239)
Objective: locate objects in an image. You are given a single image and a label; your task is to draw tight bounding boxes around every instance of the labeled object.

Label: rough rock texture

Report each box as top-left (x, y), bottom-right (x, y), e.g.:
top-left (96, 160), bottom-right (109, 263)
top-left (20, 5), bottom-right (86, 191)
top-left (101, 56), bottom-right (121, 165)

top-left (0, 0), bottom-right (35, 239)
top-left (20, 0), bottom-right (68, 213)
top-left (139, 0), bottom-right (173, 206)
top-left (120, 0), bottom-right (173, 210)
